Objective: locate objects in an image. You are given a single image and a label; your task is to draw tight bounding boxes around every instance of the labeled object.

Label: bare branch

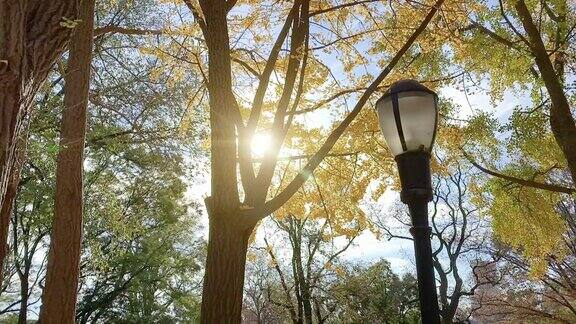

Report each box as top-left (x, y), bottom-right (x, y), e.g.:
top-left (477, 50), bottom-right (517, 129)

top-left (309, 0), bottom-right (380, 17)
top-left (93, 26), bottom-right (163, 37)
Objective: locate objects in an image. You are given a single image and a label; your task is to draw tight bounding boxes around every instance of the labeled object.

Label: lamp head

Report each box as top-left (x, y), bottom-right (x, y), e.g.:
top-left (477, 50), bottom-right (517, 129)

top-left (375, 79), bottom-right (438, 157)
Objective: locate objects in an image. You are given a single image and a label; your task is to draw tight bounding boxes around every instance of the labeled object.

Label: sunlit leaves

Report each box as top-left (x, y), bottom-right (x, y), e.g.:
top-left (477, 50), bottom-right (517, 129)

top-left (489, 183), bottom-right (567, 277)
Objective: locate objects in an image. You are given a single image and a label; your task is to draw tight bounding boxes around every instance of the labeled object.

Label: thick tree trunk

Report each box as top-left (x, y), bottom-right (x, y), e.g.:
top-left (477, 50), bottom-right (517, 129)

top-left (39, 0), bottom-right (94, 322)
top-left (0, 1), bottom-right (26, 208)
top-left (197, 1), bottom-right (248, 322)
top-left (0, 0), bottom-right (79, 291)
top-left (0, 0), bottom-right (78, 207)
top-left (200, 212), bottom-right (255, 323)
top-left (0, 92), bottom-right (22, 210)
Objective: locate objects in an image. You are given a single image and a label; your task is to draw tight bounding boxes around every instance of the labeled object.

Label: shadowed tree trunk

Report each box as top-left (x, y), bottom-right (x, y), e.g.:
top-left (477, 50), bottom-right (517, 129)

top-left (39, 0), bottom-right (94, 321)
top-left (0, 0), bottom-right (79, 283)
top-left (201, 212), bottom-right (257, 322)
top-left (194, 1), bottom-right (252, 322)
top-left (17, 269), bottom-right (28, 324)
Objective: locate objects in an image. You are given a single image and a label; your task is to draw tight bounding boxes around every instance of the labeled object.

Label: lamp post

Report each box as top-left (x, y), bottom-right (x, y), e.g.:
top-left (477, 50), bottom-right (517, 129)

top-left (374, 79), bottom-right (441, 324)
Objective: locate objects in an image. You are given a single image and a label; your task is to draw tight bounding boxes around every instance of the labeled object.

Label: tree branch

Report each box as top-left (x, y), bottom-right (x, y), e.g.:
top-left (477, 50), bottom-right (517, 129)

top-left (251, 0), bottom-right (447, 218)
top-left (93, 26), bottom-right (163, 37)
top-left (309, 0), bottom-right (380, 17)
top-left (515, 0), bottom-right (576, 184)
top-left (462, 150), bottom-right (575, 194)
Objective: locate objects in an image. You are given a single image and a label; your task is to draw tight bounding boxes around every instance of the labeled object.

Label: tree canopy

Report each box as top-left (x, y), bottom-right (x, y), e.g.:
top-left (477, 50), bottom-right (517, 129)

top-left (0, 0), bottom-right (575, 322)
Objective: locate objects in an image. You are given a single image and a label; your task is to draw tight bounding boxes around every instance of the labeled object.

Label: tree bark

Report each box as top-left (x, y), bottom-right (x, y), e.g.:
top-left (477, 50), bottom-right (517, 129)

top-left (17, 269), bottom-right (29, 324)
top-left (0, 152), bottom-right (21, 286)
top-left (515, 0), bottom-right (576, 185)
top-left (0, 119), bottom-right (30, 289)
top-left (0, 0), bottom-right (79, 207)
top-left (39, 0), bottom-right (94, 322)
top-left (196, 1), bottom-right (250, 322)
top-left (0, 182), bottom-right (14, 287)
top-left (0, 0), bottom-right (79, 288)
top-left (200, 212), bottom-right (256, 323)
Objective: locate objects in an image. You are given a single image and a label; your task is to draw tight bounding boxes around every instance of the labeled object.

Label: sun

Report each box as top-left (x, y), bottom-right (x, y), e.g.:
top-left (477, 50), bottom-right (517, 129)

top-left (251, 133), bottom-right (272, 157)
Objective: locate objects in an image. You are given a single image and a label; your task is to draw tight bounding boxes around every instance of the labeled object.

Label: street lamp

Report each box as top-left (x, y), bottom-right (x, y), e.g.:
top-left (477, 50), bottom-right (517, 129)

top-left (375, 79), bottom-right (441, 324)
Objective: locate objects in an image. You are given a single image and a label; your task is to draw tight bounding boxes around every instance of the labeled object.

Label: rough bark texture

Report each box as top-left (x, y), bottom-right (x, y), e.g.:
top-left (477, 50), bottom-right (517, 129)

top-left (197, 0), bottom-right (249, 322)
top-left (201, 212), bottom-right (255, 323)
top-left (0, 0), bottom-right (79, 206)
top-left (39, 0), bottom-right (94, 321)
top-left (0, 0), bottom-right (79, 281)
top-left (200, 1), bottom-right (240, 213)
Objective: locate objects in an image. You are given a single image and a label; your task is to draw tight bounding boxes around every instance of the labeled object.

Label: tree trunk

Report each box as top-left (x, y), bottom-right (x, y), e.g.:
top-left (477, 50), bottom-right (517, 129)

top-left (200, 213), bottom-right (255, 323)
top-left (515, 1), bottom-right (576, 184)
top-left (0, 124), bottom-right (29, 289)
top-left (197, 1), bottom-right (248, 322)
top-left (0, 86), bottom-right (23, 211)
top-left (291, 221), bottom-right (313, 324)
top-left (17, 269), bottom-right (29, 324)
top-left (0, 0), bottom-right (78, 206)
top-left (39, 0), bottom-right (94, 322)
top-left (0, 170), bottom-right (17, 287)
top-left (0, 0), bottom-right (79, 290)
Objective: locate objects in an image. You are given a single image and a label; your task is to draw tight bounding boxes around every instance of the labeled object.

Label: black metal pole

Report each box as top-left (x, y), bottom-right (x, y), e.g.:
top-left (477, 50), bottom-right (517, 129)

top-left (408, 198), bottom-right (441, 324)
top-left (396, 151), bottom-right (441, 324)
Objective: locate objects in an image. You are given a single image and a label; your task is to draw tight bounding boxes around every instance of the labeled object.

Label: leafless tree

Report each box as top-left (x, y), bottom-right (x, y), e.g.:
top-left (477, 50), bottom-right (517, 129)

top-left (375, 160), bottom-right (498, 323)
top-left (471, 197), bottom-right (576, 323)
top-left (250, 215), bottom-right (357, 324)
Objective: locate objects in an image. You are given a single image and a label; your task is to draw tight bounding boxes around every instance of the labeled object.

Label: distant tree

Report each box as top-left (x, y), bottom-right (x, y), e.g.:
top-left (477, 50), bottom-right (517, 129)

top-left (469, 203), bottom-right (576, 323)
top-left (260, 214), bottom-right (358, 324)
top-left (243, 252), bottom-right (285, 324)
top-left (330, 260), bottom-right (420, 323)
